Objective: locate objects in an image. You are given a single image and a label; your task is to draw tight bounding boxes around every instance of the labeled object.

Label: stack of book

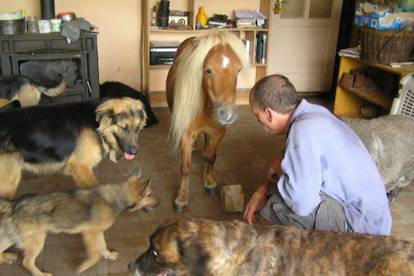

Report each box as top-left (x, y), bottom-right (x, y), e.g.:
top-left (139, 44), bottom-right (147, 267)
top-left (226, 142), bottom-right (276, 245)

top-left (207, 14), bottom-right (228, 28)
top-left (255, 33), bottom-right (267, 64)
top-left (242, 38), bottom-right (253, 63)
top-left (234, 9), bottom-right (267, 29)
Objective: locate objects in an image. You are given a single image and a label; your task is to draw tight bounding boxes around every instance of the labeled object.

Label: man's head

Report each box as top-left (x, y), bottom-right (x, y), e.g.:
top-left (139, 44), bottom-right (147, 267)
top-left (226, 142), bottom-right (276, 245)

top-left (249, 74), bottom-right (299, 134)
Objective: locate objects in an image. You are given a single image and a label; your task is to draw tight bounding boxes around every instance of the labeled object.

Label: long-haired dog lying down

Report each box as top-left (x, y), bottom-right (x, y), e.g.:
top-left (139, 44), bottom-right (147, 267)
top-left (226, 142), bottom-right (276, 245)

top-left (345, 114), bottom-right (414, 199)
top-left (0, 175), bottom-right (158, 276)
top-left (130, 218), bottom-right (414, 276)
top-left (0, 97), bottom-right (147, 199)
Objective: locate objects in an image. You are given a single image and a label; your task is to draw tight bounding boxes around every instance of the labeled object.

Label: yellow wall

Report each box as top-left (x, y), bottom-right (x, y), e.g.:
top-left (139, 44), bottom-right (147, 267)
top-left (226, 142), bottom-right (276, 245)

top-left (0, 0), bottom-right (143, 90)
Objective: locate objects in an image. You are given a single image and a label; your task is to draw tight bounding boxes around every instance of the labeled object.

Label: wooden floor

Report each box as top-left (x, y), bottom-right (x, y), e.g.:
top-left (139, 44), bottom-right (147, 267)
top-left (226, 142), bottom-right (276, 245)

top-left (1, 98), bottom-right (413, 275)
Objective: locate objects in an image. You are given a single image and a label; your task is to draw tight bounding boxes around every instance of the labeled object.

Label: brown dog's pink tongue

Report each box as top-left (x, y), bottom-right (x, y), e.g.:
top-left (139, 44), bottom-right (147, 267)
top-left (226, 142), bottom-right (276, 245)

top-left (124, 152), bottom-right (135, 160)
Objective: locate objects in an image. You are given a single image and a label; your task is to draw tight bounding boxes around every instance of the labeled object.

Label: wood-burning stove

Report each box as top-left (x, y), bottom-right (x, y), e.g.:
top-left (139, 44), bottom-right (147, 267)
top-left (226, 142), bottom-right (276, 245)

top-left (0, 31), bottom-right (99, 104)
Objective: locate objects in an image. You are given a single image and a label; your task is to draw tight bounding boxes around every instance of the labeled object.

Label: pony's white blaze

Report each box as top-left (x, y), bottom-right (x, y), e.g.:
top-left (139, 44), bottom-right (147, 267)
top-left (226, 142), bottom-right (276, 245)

top-left (222, 55), bottom-right (230, 68)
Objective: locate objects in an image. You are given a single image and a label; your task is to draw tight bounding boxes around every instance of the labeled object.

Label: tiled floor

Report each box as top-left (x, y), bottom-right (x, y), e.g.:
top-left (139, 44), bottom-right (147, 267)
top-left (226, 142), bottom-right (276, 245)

top-left (1, 97), bottom-right (413, 275)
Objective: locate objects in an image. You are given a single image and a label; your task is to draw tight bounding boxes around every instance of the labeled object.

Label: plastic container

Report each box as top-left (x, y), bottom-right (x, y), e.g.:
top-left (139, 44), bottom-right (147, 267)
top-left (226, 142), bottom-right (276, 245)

top-left (38, 19), bottom-right (51, 33)
top-left (0, 18), bottom-right (26, 35)
top-left (50, 18), bottom-right (61, 32)
top-left (27, 16), bottom-right (39, 33)
top-left (0, 10), bottom-right (25, 20)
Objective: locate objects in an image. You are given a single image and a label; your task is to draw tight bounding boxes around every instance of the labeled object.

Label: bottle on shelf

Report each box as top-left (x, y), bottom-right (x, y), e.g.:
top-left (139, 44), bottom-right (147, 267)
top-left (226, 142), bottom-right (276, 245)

top-left (196, 6), bottom-right (208, 29)
top-left (151, 6), bottom-right (157, 27)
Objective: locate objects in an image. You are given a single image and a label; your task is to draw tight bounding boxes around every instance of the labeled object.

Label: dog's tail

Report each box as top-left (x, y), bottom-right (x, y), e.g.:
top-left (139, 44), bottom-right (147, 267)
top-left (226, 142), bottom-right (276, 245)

top-left (0, 198), bottom-right (11, 213)
top-left (36, 79), bottom-right (67, 97)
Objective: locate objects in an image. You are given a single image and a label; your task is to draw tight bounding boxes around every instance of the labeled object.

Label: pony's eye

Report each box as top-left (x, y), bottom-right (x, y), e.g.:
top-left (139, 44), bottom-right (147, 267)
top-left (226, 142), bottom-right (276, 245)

top-left (205, 68), bottom-right (213, 75)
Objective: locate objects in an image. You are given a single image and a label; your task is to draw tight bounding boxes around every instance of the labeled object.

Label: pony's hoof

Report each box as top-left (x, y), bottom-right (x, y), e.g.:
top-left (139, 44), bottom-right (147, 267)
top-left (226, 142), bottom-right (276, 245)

top-left (204, 186), bottom-right (217, 195)
top-left (174, 201), bottom-right (187, 213)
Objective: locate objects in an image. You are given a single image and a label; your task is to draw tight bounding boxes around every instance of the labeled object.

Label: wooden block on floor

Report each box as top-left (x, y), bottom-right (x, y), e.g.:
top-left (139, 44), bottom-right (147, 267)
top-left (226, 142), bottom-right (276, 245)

top-left (220, 184), bottom-right (245, 213)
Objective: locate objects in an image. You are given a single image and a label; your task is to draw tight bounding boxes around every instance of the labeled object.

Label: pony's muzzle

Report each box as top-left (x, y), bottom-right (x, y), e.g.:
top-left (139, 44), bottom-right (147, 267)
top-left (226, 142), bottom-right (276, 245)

top-left (216, 105), bottom-right (238, 125)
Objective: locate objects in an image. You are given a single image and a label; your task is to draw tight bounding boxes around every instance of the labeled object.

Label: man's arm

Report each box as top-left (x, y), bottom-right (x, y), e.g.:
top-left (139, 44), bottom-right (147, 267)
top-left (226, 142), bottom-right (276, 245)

top-left (244, 157), bottom-right (282, 225)
top-left (278, 144), bottom-right (322, 216)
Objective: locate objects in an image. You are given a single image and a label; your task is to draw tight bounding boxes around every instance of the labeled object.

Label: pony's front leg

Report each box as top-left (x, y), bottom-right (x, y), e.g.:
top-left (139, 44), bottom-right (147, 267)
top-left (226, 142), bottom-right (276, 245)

top-left (175, 130), bottom-right (197, 212)
top-left (203, 127), bottom-right (225, 194)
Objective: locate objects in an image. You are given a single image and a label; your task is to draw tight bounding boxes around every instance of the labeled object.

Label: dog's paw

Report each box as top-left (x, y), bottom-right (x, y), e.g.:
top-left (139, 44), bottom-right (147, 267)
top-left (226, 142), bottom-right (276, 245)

top-left (0, 252), bottom-right (18, 264)
top-left (103, 250), bottom-right (118, 260)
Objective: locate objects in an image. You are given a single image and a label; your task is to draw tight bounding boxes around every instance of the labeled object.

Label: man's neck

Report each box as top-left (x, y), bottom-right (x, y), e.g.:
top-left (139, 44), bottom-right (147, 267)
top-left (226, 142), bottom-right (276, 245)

top-left (280, 111), bottom-right (293, 134)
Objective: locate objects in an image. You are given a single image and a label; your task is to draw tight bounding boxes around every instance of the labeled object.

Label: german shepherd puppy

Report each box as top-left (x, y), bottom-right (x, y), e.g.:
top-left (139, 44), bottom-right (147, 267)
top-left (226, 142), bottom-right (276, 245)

top-left (0, 175), bottom-right (158, 276)
top-left (0, 97), bottom-right (147, 199)
top-left (129, 218), bottom-right (414, 276)
top-left (0, 75), bottom-right (66, 107)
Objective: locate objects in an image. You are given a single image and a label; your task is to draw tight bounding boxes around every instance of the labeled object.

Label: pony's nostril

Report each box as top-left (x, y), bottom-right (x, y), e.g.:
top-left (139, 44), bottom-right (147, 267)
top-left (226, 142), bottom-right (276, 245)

top-left (218, 108), bottom-right (226, 117)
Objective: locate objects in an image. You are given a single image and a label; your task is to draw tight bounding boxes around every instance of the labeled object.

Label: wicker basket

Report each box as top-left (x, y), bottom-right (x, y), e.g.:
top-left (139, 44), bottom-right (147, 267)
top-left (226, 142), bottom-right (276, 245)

top-left (360, 27), bottom-right (414, 65)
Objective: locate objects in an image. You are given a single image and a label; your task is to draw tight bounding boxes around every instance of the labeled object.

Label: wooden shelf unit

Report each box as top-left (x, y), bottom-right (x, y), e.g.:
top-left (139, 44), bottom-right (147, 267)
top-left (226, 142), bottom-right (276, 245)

top-left (333, 56), bottom-right (414, 118)
top-left (142, 0), bottom-right (272, 107)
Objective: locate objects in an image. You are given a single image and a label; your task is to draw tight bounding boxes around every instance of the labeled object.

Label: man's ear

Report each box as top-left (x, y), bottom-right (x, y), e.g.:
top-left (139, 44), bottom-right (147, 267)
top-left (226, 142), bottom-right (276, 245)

top-left (264, 107), bottom-right (273, 122)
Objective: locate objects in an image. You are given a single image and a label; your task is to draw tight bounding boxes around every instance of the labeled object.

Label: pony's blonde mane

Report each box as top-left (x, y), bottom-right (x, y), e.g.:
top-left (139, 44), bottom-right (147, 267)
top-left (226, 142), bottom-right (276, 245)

top-left (170, 32), bottom-right (249, 149)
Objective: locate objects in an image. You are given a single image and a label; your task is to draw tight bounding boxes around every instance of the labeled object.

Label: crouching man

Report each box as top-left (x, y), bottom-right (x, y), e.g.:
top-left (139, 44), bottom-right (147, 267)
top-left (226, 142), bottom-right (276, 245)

top-left (244, 74), bottom-right (391, 235)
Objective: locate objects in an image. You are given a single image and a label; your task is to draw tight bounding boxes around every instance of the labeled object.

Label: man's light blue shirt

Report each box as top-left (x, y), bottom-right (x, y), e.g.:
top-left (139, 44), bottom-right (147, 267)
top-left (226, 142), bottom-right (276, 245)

top-left (277, 99), bottom-right (392, 235)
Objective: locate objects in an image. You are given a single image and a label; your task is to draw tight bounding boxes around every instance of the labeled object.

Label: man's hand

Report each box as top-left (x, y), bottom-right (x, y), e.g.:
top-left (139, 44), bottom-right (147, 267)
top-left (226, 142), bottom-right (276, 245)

top-left (244, 184), bottom-right (269, 225)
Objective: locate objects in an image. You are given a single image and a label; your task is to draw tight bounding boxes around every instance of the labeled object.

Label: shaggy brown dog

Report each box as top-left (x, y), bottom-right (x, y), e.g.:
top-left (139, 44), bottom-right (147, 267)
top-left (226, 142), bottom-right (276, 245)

top-left (0, 97), bottom-right (147, 199)
top-left (129, 218), bottom-right (414, 276)
top-left (0, 175), bottom-right (158, 276)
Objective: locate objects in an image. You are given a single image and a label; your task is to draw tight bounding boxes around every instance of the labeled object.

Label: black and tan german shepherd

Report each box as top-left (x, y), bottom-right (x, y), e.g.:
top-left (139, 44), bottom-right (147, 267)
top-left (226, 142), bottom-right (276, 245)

top-left (0, 97), bottom-right (147, 199)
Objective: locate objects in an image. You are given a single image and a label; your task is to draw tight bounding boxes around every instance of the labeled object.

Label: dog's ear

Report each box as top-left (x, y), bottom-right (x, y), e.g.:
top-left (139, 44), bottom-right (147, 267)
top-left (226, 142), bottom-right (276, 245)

top-left (142, 178), bottom-right (152, 194)
top-left (126, 175), bottom-right (151, 195)
top-left (132, 167), bottom-right (142, 179)
top-left (138, 110), bottom-right (148, 128)
top-left (96, 108), bottom-right (113, 122)
top-left (96, 108), bottom-right (114, 131)
top-left (95, 100), bottom-right (114, 122)
top-left (132, 108), bottom-right (147, 130)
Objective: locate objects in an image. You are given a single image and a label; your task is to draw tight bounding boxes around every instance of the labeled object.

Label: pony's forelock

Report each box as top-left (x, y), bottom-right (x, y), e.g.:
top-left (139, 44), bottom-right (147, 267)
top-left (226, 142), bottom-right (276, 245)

top-left (170, 32), bottom-right (249, 149)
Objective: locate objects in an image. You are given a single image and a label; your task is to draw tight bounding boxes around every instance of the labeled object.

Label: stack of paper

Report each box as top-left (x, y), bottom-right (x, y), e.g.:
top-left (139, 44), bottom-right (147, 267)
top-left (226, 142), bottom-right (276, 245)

top-left (234, 10), bottom-right (267, 28)
top-left (338, 47), bottom-right (361, 59)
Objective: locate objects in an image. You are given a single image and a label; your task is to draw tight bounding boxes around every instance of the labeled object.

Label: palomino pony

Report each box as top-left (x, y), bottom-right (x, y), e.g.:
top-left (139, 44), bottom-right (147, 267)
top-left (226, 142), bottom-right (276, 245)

top-left (166, 32), bottom-right (249, 211)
